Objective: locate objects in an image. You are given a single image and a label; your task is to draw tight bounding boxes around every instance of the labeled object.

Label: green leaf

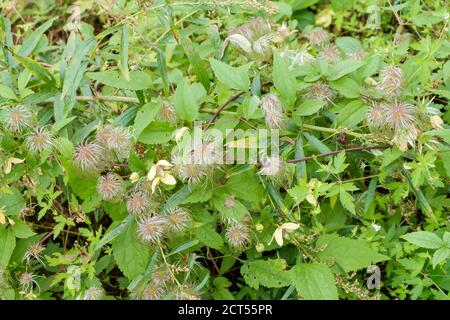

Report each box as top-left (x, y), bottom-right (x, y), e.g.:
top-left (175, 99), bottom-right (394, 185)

top-left (225, 170), bottom-right (264, 202)
top-left (209, 58), bottom-right (250, 91)
top-left (11, 220), bottom-right (36, 239)
top-left (138, 121), bottom-right (174, 145)
top-left (330, 77), bottom-right (360, 98)
top-left (317, 234), bottom-right (389, 272)
top-left (86, 71), bottom-right (152, 91)
top-left (241, 259), bottom-right (290, 289)
top-left (335, 37), bottom-right (362, 55)
top-left (0, 84), bottom-right (17, 100)
top-left (273, 52), bottom-right (297, 110)
top-left (328, 59), bottom-right (365, 80)
top-left (173, 78), bottom-right (206, 121)
top-left (432, 248), bottom-right (450, 268)
top-left (182, 37), bottom-right (210, 91)
top-left (335, 100), bottom-right (369, 128)
top-left (12, 55), bottom-right (56, 86)
top-left (112, 218), bottom-right (150, 279)
top-left (194, 224), bottom-right (224, 250)
top-left (288, 263), bottom-right (338, 300)
top-left (295, 99), bottom-right (326, 116)
top-left (401, 231), bottom-right (443, 249)
top-left (303, 132), bottom-right (331, 153)
top-left (16, 18), bottom-right (55, 58)
top-left (133, 101), bottom-right (162, 139)
top-left (119, 25), bottom-right (129, 81)
top-left (0, 227), bottom-right (16, 268)
top-left (213, 193), bottom-right (249, 221)
top-left (0, 187), bottom-right (26, 216)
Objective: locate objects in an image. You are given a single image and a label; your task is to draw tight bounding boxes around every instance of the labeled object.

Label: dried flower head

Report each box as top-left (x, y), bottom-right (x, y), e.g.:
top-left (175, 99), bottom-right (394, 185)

top-left (19, 272), bottom-right (39, 293)
top-left (259, 155), bottom-right (283, 177)
top-left (137, 215), bottom-right (167, 244)
top-left (171, 153), bottom-right (208, 184)
top-left (25, 127), bottom-right (54, 153)
top-left (95, 125), bottom-right (115, 145)
top-left (164, 207), bottom-right (191, 233)
top-left (350, 50), bottom-right (366, 61)
top-left (264, 107), bottom-right (285, 129)
top-left (106, 126), bottom-right (132, 158)
top-left (142, 283), bottom-right (165, 300)
top-left (252, 34), bottom-right (273, 60)
top-left (126, 191), bottom-right (150, 216)
top-left (319, 44), bottom-right (340, 63)
top-left (151, 266), bottom-right (172, 287)
top-left (366, 103), bottom-right (386, 129)
top-left (231, 18), bottom-right (271, 43)
top-left (5, 105), bottom-right (32, 133)
top-left (306, 83), bottom-right (333, 101)
top-left (304, 27), bottom-right (330, 46)
top-left (226, 223), bottom-right (251, 248)
top-left (378, 65), bottom-right (404, 97)
top-left (260, 93), bottom-right (282, 114)
top-left (157, 101), bottom-right (176, 123)
top-left (175, 283), bottom-right (201, 300)
top-left (24, 243), bottom-right (45, 265)
top-left (83, 286), bottom-right (105, 300)
top-left (382, 101), bottom-right (416, 131)
top-left (97, 173), bottom-right (124, 201)
top-left (288, 49), bottom-right (314, 68)
top-left (73, 142), bottom-right (105, 172)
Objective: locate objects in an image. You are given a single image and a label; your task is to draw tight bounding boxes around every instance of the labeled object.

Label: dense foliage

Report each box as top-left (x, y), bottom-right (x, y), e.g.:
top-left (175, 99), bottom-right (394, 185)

top-left (0, 0), bottom-right (449, 300)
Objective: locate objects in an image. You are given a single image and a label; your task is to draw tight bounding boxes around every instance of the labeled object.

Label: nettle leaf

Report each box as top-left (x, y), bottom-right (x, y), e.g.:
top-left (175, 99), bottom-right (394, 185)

top-left (86, 71), bottom-right (152, 90)
top-left (209, 58), bottom-right (251, 91)
top-left (288, 263), bottom-right (338, 300)
top-left (174, 78), bottom-right (206, 121)
top-left (241, 259), bottom-right (290, 289)
top-left (401, 231), bottom-right (443, 249)
top-left (317, 234), bottom-right (389, 272)
top-left (273, 51), bottom-right (297, 110)
top-left (112, 218), bottom-right (151, 279)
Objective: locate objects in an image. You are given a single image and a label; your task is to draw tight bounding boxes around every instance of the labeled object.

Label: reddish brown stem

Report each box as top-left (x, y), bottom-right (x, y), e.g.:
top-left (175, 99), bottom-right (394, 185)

top-left (286, 146), bottom-right (385, 163)
top-left (204, 92), bottom-right (245, 130)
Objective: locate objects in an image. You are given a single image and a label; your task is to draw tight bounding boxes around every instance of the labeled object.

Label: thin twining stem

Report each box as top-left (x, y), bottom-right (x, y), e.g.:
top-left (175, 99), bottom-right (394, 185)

top-left (286, 146), bottom-right (386, 163)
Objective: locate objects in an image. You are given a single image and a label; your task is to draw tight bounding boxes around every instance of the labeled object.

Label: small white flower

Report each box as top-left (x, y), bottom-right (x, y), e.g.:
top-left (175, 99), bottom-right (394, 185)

top-left (372, 223), bottom-right (381, 232)
top-left (270, 223), bottom-right (300, 247)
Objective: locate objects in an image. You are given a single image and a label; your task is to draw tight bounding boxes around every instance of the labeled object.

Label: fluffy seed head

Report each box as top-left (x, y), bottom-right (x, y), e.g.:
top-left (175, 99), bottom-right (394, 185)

top-left (152, 266), bottom-right (172, 287)
top-left (175, 283), bottom-right (201, 300)
top-left (304, 27), bottom-right (330, 46)
top-left (289, 49), bottom-right (314, 68)
top-left (319, 44), bottom-right (340, 63)
top-left (142, 283), bottom-right (165, 300)
top-left (165, 207), bottom-right (191, 233)
top-left (19, 272), bottom-right (38, 292)
top-left (172, 153), bottom-right (208, 184)
top-left (306, 83), bottom-right (333, 101)
top-left (97, 173), bottom-right (124, 201)
top-left (259, 155), bottom-right (283, 177)
top-left (157, 101), bottom-right (176, 123)
top-left (83, 287), bottom-right (105, 300)
top-left (73, 142), bottom-right (105, 172)
top-left (95, 125), bottom-right (115, 145)
top-left (137, 215), bottom-right (167, 243)
top-left (382, 101), bottom-right (416, 131)
top-left (126, 191), bottom-right (150, 216)
top-left (366, 103), bottom-right (386, 129)
top-left (106, 126), bottom-right (132, 158)
top-left (351, 50), bottom-right (366, 61)
top-left (226, 223), bottom-right (251, 248)
top-left (252, 35), bottom-right (273, 60)
top-left (260, 93), bottom-right (282, 114)
top-left (24, 243), bottom-right (45, 265)
top-left (264, 108), bottom-right (285, 129)
top-left (5, 105), bottom-right (32, 133)
top-left (25, 127), bottom-right (54, 153)
top-left (231, 18), bottom-right (271, 43)
top-left (378, 65), bottom-right (404, 97)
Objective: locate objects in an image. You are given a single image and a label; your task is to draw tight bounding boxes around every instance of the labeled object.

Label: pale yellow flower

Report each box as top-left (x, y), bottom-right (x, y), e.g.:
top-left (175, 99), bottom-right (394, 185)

top-left (147, 160), bottom-right (177, 193)
top-left (270, 222), bottom-right (300, 247)
top-left (4, 158), bottom-right (25, 174)
top-left (130, 172), bottom-right (140, 183)
top-left (0, 207), bottom-right (7, 225)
